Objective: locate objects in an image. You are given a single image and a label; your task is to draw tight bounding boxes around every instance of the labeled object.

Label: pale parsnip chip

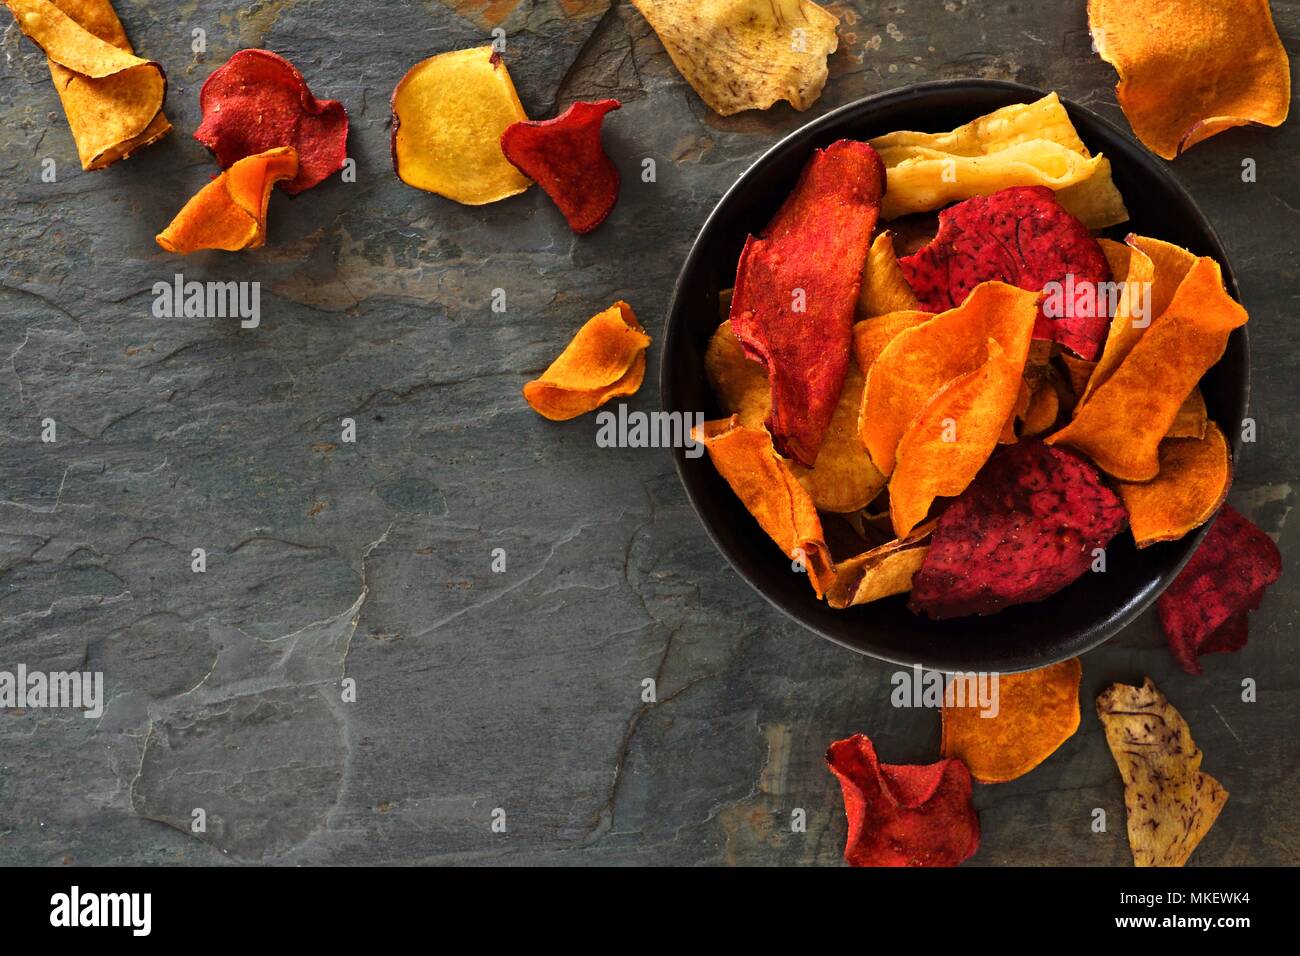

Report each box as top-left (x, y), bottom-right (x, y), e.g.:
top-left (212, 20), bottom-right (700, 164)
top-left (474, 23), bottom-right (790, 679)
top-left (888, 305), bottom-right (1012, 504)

top-left (630, 0), bottom-right (838, 116)
top-left (870, 94), bottom-right (1128, 228)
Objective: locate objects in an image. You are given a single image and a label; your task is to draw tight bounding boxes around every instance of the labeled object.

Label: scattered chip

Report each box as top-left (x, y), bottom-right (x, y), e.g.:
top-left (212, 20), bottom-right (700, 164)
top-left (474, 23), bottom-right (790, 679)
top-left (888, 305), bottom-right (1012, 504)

top-left (4, 0), bottom-right (170, 169)
top-left (693, 417), bottom-right (835, 597)
top-left (391, 47), bottom-right (531, 204)
top-left (1048, 256), bottom-right (1247, 480)
top-left (869, 93), bottom-right (1129, 228)
top-left (1097, 678), bottom-right (1228, 866)
top-left (1156, 505), bottom-right (1281, 674)
top-left (857, 232), bottom-right (921, 318)
top-left (942, 659), bottom-right (1081, 783)
top-left (156, 146), bottom-right (298, 254)
top-left (705, 321), bottom-right (886, 512)
top-left (826, 733), bottom-right (980, 867)
top-left (910, 441), bottom-right (1127, 618)
top-left (825, 535), bottom-right (930, 609)
top-left (859, 281), bottom-right (1039, 477)
top-left (889, 337), bottom-right (1025, 539)
top-left (899, 186), bottom-right (1112, 359)
top-left (730, 140), bottom-right (885, 467)
top-left (522, 301), bottom-right (649, 420)
top-left (195, 49), bottom-right (349, 196)
top-left (630, 0), bottom-right (839, 116)
top-left (1118, 422), bottom-right (1231, 548)
top-left (500, 99), bottom-right (621, 234)
top-left (1089, 0), bottom-right (1290, 159)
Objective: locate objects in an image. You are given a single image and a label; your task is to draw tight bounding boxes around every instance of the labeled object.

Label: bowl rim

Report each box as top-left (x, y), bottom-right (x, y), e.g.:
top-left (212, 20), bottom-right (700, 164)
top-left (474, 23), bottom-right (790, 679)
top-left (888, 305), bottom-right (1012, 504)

top-left (659, 78), bottom-right (1250, 673)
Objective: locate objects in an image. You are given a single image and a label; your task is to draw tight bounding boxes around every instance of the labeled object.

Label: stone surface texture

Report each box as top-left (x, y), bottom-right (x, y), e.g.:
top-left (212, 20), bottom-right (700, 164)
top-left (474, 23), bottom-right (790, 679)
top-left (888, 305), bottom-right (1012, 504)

top-left (0, 0), bottom-right (1295, 865)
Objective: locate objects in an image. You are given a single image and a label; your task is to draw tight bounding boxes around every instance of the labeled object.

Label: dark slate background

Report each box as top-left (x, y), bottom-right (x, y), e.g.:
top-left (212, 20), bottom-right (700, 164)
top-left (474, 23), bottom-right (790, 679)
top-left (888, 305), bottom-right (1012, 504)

top-left (0, 0), bottom-right (1294, 866)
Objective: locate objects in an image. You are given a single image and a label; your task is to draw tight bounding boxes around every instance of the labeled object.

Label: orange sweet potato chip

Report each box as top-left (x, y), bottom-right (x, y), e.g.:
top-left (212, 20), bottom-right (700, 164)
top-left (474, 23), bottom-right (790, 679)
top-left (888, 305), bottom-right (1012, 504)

top-left (5, 0), bottom-right (170, 169)
top-left (1097, 678), bottom-right (1228, 866)
top-left (156, 146), bottom-right (298, 254)
top-left (889, 337), bottom-right (1026, 538)
top-left (857, 232), bottom-right (921, 319)
top-left (1019, 373), bottom-right (1060, 437)
top-left (693, 417), bottom-right (834, 597)
top-left (706, 321), bottom-right (886, 512)
top-left (1079, 238), bottom-right (1155, 406)
top-left (1118, 422), bottom-right (1231, 548)
top-left (825, 535), bottom-right (930, 609)
top-left (1048, 256), bottom-right (1247, 480)
top-left (999, 378), bottom-right (1031, 445)
top-left (523, 301), bottom-right (649, 421)
top-left (860, 282), bottom-right (1039, 477)
top-left (1166, 387), bottom-right (1208, 439)
top-left (1089, 0), bottom-right (1290, 160)
top-left (852, 310), bottom-right (931, 375)
top-left (1058, 353), bottom-right (1096, 399)
top-left (942, 658), bottom-right (1081, 784)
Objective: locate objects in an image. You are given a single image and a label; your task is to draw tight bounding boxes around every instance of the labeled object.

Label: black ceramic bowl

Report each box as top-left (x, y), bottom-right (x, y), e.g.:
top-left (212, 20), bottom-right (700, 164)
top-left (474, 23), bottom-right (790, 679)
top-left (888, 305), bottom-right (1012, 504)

top-left (661, 79), bottom-right (1248, 673)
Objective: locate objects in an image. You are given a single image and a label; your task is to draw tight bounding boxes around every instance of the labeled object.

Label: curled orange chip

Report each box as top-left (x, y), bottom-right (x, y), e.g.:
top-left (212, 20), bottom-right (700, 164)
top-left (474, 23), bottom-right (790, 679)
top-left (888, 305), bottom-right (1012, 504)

top-left (857, 233), bottom-right (921, 319)
top-left (826, 535), bottom-right (930, 609)
top-left (693, 417), bottom-right (833, 598)
top-left (942, 658), bottom-right (1081, 784)
top-left (1118, 422), bottom-right (1230, 548)
top-left (1089, 0), bottom-right (1290, 159)
top-left (890, 337), bottom-right (1026, 538)
top-left (706, 321), bottom-right (885, 512)
top-left (1019, 373), bottom-right (1060, 437)
top-left (391, 47), bottom-right (531, 204)
top-left (4, 0), bottom-right (171, 169)
top-left (156, 146), bottom-right (298, 254)
top-left (1048, 256), bottom-right (1247, 480)
top-left (523, 302), bottom-right (649, 421)
top-left (860, 282), bottom-right (1039, 476)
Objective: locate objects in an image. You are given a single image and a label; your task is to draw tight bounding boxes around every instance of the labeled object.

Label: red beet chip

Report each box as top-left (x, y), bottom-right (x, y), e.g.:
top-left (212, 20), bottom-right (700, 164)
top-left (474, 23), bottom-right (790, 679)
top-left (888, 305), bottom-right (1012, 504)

top-left (1157, 505), bottom-right (1281, 674)
top-left (826, 734), bottom-right (979, 867)
top-left (909, 440), bottom-right (1128, 619)
top-left (899, 186), bottom-right (1111, 360)
top-left (195, 49), bottom-right (349, 196)
top-left (499, 99), bottom-right (621, 235)
top-left (730, 140), bottom-right (886, 466)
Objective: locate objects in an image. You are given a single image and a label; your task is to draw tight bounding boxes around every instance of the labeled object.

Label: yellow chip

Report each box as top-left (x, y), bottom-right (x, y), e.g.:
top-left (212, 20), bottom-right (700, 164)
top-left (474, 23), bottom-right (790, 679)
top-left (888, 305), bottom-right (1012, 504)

top-left (391, 47), bottom-right (531, 204)
top-left (857, 232), bottom-right (921, 319)
top-left (4, 0), bottom-right (170, 170)
top-left (869, 94), bottom-right (1129, 228)
top-left (825, 536), bottom-right (930, 609)
top-left (706, 321), bottom-right (886, 512)
top-left (630, 0), bottom-right (838, 116)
